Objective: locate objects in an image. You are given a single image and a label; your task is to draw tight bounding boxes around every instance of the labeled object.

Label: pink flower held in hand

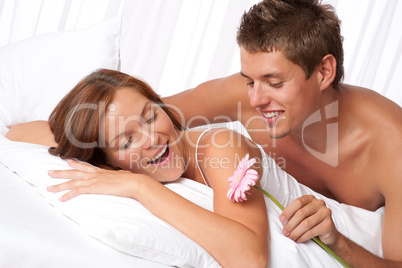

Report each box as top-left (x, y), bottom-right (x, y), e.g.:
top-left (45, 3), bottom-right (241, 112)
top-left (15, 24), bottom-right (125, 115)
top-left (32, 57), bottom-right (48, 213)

top-left (227, 154), bottom-right (259, 202)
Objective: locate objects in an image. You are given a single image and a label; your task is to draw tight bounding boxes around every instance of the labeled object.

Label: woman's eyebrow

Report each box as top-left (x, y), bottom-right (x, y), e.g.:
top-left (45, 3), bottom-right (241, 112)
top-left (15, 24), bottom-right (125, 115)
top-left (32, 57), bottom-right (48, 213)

top-left (141, 101), bottom-right (151, 117)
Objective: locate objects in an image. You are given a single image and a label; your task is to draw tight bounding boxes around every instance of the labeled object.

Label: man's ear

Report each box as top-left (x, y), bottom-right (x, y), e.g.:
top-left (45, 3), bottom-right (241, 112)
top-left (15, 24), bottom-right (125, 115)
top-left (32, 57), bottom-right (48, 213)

top-left (318, 54), bottom-right (337, 90)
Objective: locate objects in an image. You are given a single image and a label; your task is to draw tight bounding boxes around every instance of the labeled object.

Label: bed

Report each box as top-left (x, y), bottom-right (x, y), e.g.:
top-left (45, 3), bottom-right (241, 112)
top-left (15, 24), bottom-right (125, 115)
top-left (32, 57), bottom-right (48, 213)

top-left (0, 13), bottom-right (386, 268)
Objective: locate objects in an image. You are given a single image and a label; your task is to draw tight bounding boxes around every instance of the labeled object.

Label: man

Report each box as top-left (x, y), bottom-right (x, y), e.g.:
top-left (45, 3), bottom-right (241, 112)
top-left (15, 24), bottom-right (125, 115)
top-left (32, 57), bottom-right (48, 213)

top-left (163, 0), bottom-right (402, 266)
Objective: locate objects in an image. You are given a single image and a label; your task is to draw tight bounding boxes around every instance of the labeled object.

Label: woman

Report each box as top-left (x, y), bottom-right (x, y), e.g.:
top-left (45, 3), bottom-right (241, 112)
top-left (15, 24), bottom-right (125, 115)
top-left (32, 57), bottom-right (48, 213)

top-left (8, 69), bottom-right (269, 267)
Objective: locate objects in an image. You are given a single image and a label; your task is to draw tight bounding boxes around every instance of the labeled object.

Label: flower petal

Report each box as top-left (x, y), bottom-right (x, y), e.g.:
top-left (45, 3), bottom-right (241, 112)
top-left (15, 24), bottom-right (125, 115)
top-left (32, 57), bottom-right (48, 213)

top-left (226, 154), bottom-right (260, 203)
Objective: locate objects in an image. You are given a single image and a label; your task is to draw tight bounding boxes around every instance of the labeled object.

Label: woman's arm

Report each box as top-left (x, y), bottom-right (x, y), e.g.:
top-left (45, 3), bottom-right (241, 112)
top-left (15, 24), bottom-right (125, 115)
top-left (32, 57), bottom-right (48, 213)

top-left (6, 120), bottom-right (56, 147)
top-left (47, 130), bottom-right (269, 267)
top-left (195, 129), bottom-right (269, 267)
top-left (48, 159), bottom-right (268, 267)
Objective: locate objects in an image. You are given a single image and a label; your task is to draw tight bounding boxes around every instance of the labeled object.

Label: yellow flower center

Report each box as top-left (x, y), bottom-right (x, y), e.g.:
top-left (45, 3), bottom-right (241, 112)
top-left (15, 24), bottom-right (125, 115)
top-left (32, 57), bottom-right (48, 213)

top-left (235, 172), bottom-right (243, 183)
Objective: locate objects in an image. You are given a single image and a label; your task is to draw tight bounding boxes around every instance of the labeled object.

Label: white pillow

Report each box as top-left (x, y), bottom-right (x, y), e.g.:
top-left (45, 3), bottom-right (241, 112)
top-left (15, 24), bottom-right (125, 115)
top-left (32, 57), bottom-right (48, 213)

top-left (0, 18), bottom-right (121, 127)
top-left (0, 133), bottom-right (219, 268)
top-left (0, 122), bottom-right (384, 267)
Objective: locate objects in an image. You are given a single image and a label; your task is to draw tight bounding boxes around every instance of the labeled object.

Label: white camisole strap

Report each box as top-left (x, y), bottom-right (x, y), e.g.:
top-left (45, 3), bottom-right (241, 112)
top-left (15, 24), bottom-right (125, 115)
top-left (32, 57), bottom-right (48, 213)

top-left (195, 128), bottom-right (212, 187)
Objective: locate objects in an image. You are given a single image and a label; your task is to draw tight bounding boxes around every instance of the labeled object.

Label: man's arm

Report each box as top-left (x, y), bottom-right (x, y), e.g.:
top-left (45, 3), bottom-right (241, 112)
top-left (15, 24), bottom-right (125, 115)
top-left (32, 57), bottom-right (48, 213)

top-left (377, 138), bottom-right (402, 263)
top-left (330, 160), bottom-right (402, 267)
top-left (281, 138), bottom-right (402, 267)
top-left (162, 73), bottom-right (250, 128)
top-left (281, 194), bottom-right (402, 267)
top-left (6, 120), bottom-right (56, 147)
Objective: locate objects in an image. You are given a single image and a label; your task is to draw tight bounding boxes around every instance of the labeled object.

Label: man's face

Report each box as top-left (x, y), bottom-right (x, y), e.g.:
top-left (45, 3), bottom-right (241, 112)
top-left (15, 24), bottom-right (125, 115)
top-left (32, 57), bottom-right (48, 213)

top-left (240, 48), bottom-right (323, 138)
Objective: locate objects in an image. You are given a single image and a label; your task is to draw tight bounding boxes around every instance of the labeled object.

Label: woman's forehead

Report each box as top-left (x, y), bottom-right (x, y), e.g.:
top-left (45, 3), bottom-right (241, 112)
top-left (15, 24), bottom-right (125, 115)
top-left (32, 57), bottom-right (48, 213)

top-left (100, 89), bottom-right (150, 140)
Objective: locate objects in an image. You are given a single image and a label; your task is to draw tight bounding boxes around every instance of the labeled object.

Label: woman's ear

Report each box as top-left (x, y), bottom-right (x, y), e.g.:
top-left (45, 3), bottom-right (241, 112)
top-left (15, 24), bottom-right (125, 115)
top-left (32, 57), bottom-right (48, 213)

top-left (318, 54), bottom-right (337, 90)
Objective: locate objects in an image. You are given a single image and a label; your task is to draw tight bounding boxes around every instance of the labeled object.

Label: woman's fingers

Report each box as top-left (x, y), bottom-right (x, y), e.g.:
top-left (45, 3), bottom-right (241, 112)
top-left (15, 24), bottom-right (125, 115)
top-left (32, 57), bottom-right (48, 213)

top-left (48, 168), bottom-right (87, 180)
top-left (48, 159), bottom-right (99, 179)
top-left (47, 161), bottom-right (99, 201)
top-left (47, 177), bottom-right (99, 202)
top-left (66, 159), bottom-right (99, 172)
top-left (47, 178), bottom-right (85, 192)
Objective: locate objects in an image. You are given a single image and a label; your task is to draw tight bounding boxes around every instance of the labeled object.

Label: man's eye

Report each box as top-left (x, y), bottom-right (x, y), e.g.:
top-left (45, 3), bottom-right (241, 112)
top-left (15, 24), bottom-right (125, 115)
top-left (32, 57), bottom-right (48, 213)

top-left (269, 82), bottom-right (283, 88)
top-left (246, 81), bottom-right (254, 87)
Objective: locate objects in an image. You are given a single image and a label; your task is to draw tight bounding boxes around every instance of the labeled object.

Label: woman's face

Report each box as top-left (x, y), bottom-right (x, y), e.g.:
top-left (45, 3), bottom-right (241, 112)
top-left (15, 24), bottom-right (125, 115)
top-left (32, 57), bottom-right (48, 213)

top-left (102, 87), bottom-right (186, 182)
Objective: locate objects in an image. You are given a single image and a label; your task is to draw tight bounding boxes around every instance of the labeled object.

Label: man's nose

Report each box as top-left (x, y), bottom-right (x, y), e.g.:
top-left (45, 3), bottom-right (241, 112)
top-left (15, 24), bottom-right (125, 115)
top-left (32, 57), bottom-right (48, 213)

top-left (249, 83), bottom-right (271, 108)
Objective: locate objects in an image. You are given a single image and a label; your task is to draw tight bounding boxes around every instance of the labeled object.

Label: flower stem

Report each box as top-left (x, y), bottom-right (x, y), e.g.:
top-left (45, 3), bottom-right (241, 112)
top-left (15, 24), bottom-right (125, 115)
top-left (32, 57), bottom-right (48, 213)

top-left (254, 185), bottom-right (351, 268)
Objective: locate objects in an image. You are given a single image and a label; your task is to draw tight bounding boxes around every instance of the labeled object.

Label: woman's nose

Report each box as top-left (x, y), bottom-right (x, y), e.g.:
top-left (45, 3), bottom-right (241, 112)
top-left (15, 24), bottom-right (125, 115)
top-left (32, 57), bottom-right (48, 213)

top-left (141, 127), bottom-right (156, 150)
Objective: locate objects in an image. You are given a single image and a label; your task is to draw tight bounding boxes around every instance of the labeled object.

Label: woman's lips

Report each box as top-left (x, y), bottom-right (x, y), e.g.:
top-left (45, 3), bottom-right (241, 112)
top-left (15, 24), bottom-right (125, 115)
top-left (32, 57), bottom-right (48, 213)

top-left (147, 143), bottom-right (171, 165)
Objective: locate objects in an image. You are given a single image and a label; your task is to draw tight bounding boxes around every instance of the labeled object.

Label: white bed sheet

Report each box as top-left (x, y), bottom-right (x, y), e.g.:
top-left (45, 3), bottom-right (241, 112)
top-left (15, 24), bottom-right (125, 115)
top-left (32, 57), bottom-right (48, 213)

top-left (0, 122), bottom-right (385, 268)
top-left (0, 163), bottom-right (168, 268)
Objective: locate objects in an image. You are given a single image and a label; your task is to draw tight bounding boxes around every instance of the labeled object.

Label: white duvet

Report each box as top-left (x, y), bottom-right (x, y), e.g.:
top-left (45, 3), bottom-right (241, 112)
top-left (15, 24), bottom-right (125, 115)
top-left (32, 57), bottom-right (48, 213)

top-left (0, 16), bottom-right (384, 268)
top-left (0, 124), bottom-right (383, 268)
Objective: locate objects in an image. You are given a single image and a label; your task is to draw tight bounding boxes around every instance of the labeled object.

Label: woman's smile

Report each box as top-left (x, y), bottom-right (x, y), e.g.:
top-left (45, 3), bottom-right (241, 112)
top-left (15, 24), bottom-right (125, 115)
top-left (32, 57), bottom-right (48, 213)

top-left (147, 142), bottom-right (171, 165)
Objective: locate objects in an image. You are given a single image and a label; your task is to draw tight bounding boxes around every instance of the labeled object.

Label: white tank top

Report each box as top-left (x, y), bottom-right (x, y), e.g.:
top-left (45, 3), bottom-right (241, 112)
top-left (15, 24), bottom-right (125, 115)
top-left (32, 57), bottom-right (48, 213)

top-left (194, 128), bottom-right (212, 187)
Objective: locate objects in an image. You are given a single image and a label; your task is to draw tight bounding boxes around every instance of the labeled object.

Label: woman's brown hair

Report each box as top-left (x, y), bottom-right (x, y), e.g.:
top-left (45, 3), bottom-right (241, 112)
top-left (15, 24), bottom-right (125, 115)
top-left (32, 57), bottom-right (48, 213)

top-left (237, 0), bottom-right (344, 88)
top-left (48, 69), bottom-right (183, 169)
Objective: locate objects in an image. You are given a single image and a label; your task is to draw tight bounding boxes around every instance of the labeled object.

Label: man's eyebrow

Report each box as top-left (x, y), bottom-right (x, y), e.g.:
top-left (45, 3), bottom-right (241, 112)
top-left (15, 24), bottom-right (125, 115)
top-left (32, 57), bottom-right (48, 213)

top-left (240, 72), bottom-right (250, 79)
top-left (262, 72), bottom-right (284, 79)
top-left (240, 72), bottom-right (284, 80)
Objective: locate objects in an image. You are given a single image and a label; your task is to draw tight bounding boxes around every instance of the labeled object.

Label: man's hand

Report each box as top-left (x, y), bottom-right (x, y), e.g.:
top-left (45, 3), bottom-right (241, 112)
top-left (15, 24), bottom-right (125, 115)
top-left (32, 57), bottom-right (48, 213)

top-left (280, 195), bottom-right (341, 246)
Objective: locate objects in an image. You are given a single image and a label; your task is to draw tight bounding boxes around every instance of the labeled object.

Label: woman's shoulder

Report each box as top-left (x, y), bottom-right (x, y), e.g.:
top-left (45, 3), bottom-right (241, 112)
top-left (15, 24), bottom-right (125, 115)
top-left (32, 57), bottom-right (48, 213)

top-left (196, 127), bottom-right (262, 165)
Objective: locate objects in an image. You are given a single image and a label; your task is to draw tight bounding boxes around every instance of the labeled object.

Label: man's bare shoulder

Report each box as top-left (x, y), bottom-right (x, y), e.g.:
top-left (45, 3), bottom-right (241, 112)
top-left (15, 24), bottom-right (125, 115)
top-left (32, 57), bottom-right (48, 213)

top-left (342, 84), bottom-right (402, 182)
top-left (341, 84), bottom-right (402, 152)
top-left (341, 84), bottom-right (402, 129)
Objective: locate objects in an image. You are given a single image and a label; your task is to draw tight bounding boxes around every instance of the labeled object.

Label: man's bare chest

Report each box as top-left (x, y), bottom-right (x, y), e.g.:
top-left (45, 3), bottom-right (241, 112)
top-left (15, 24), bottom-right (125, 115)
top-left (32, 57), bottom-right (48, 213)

top-left (242, 116), bottom-right (384, 210)
top-left (261, 139), bottom-right (384, 211)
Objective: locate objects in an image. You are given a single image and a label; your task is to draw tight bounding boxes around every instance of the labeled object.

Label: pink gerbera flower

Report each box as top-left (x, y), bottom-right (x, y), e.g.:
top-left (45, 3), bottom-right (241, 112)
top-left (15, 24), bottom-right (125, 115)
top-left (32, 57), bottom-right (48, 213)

top-left (227, 154), bottom-right (259, 202)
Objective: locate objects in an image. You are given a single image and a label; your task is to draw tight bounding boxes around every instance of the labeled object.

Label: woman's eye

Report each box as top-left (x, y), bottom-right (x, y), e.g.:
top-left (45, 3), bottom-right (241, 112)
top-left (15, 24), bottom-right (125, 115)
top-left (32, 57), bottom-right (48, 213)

top-left (145, 112), bottom-right (157, 124)
top-left (119, 136), bottom-right (133, 150)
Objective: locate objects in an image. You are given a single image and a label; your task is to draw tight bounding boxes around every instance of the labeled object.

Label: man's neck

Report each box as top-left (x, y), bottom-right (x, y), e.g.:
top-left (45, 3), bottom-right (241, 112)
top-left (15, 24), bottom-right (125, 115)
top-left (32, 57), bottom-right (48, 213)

top-left (291, 86), bottom-right (342, 154)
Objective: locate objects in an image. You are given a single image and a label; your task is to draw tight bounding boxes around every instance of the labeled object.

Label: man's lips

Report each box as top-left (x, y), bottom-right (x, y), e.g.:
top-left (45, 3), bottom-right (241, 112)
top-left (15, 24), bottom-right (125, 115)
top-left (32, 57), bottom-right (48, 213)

top-left (261, 110), bottom-right (285, 124)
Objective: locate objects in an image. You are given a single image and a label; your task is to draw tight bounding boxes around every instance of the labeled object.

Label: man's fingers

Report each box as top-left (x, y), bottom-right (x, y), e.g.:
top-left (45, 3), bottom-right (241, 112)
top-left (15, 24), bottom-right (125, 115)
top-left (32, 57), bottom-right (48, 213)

top-left (281, 197), bottom-right (332, 242)
top-left (280, 195), bottom-right (316, 223)
top-left (282, 203), bottom-right (318, 237)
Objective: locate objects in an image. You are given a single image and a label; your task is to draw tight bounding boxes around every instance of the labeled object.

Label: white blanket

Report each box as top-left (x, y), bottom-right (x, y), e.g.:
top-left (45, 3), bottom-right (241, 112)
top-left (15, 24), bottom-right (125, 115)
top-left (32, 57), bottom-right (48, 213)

top-left (0, 124), bottom-right (384, 267)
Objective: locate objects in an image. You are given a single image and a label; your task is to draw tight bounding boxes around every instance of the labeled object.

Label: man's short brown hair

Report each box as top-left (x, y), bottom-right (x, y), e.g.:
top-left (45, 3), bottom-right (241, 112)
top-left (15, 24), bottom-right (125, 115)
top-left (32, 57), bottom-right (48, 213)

top-left (237, 0), bottom-right (344, 88)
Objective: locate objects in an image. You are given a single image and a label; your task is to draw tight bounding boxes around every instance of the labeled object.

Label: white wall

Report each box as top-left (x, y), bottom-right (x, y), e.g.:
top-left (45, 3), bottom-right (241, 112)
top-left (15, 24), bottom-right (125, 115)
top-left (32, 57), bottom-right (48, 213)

top-left (0, 0), bottom-right (401, 105)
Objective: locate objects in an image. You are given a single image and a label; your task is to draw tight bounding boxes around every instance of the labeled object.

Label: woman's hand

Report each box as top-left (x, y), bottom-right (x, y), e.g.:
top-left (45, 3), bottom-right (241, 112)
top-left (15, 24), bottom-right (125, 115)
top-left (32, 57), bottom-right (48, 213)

top-left (280, 195), bottom-right (340, 246)
top-left (47, 159), bottom-right (148, 202)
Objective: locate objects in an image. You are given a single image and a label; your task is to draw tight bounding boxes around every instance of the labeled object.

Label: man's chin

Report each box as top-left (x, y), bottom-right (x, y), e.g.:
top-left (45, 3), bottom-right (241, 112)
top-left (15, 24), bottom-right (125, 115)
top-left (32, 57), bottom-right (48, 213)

top-left (267, 128), bottom-right (290, 139)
